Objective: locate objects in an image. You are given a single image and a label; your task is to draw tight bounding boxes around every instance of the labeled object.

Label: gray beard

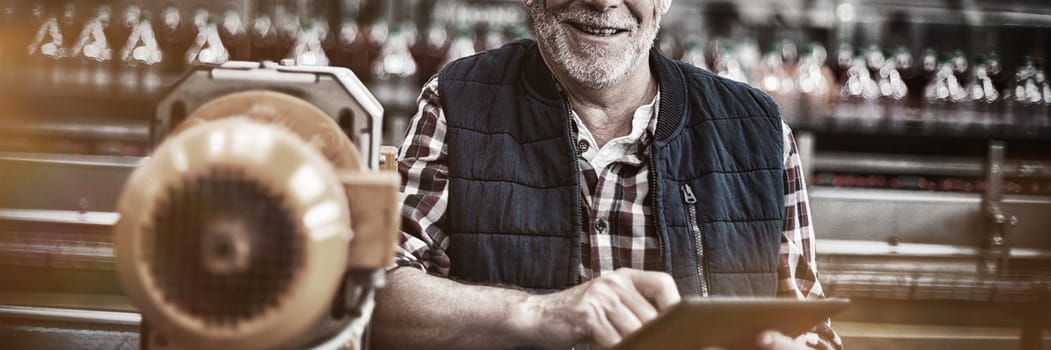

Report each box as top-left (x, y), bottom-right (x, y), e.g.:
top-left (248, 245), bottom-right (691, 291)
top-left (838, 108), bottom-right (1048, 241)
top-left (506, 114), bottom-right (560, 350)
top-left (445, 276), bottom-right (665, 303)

top-left (529, 2), bottom-right (659, 89)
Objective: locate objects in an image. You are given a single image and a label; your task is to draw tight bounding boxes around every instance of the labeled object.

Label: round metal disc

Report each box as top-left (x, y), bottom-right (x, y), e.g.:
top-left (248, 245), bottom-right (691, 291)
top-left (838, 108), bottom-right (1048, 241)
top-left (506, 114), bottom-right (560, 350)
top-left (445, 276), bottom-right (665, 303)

top-left (172, 90), bottom-right (362, 171)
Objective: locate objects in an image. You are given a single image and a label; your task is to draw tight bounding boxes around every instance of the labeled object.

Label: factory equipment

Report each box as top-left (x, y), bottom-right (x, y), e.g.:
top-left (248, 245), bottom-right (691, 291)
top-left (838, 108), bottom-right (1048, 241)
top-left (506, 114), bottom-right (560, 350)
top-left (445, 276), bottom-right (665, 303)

top-left (114, 61), bottom-right (398, 350)
top-left (1, 43), bottom-right (397, 350)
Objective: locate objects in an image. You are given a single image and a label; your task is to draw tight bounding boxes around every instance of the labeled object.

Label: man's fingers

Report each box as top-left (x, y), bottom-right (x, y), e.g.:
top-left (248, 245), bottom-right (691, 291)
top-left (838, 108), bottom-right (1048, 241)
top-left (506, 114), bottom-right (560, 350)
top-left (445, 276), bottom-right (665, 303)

top-left (623, 269), bottom-right (681, 311)
top-left (617, 285), bottom-right (660, 325)
top-left (756, 330), bottom-right (808, 350)
top-left (587, 306), bottom-right (623, 348)
top-left (605, 300), bottom-right (644, 338)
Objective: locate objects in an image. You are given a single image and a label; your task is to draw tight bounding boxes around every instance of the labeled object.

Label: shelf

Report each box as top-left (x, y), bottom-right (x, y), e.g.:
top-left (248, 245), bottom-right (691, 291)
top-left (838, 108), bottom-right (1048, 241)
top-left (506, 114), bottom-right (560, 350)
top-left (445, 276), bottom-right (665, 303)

top-left (787, 109), bottom-right (1051, 141)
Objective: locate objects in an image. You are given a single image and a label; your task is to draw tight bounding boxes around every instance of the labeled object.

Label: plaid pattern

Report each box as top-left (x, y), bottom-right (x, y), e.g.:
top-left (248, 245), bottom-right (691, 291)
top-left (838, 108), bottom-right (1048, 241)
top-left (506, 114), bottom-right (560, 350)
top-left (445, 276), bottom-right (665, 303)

top-left (573, 94), bottom-right (662, 280)
top-left (395, 77), bottom-right (842, 349)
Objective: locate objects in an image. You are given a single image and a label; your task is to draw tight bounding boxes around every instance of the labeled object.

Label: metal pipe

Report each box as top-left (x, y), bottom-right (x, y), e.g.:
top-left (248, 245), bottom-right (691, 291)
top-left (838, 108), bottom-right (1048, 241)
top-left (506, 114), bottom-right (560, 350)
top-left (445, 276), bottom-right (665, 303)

top-left (0, 152), bottom-right (145, 169)
top-left (813, 152), bottom-right (1051, 179)
top-left (0, 117), bottom-right (150, 142)
top-left (0, 305), bottom-right (140, 326)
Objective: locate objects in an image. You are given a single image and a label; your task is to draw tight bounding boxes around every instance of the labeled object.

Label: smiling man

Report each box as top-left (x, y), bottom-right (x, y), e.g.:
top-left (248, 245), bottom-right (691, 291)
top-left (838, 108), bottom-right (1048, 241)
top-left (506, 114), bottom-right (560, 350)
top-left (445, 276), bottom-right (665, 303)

top-left (372, 0), bottom-right (842, 349)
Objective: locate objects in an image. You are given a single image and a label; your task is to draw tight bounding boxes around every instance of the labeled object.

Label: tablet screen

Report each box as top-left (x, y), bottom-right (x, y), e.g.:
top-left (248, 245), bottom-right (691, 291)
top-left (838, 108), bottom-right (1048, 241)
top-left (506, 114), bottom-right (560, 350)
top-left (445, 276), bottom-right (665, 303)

top-left (614, 297), bottom-right (850, 350)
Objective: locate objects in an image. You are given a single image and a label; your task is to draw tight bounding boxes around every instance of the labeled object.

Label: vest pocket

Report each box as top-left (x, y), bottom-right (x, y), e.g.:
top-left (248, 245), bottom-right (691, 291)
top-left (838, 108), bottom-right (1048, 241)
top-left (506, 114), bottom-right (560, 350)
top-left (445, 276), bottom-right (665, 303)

top-left (680, 183), bottom-right (710, 297)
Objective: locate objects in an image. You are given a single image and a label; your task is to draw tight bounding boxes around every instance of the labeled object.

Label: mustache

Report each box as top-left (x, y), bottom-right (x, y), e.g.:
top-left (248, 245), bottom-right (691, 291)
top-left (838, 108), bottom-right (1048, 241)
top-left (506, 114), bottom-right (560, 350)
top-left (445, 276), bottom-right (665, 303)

top-left (540, 2), bottom-right (639, 30)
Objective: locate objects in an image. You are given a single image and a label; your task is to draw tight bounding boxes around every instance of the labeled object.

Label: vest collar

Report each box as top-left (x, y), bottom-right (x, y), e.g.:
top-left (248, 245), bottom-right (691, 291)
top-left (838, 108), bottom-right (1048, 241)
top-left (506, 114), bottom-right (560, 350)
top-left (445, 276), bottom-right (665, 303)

top-left (519, 39), bottom-right (687, 142)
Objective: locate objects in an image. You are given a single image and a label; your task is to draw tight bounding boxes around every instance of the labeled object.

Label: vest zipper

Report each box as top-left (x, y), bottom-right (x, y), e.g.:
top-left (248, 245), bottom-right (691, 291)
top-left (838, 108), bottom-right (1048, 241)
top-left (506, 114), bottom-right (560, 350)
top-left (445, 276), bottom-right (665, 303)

top-left (680, 183), bottom-right (709, 297)
top-left (649, 149), bottom-right (664, 274)
top-left (565, 99), bottom-right (584, 285)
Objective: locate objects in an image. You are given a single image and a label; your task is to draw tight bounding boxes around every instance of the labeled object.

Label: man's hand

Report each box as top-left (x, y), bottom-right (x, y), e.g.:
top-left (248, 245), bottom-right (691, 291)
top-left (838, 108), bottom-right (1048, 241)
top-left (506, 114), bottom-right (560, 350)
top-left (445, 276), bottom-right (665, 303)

top-left (517, 268), bottom-right (681, 349)
top-left (755, 330), bottom-right (811, 350)
top-left (700, 331), bottom-right (810, 350)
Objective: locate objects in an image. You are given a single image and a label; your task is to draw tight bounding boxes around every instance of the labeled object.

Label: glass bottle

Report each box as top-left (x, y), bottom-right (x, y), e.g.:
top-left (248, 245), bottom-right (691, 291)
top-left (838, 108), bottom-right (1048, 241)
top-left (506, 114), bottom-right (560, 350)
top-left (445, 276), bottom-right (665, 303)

top-left (290, 19), bottom-right (329, 66)
top-left (219, 8), bottom-right (249, 61)
top-left (69, 6), bottom-right (113, 86)
top-left (411, 22), bottom-right (450, 86)
top-left (185, 11), bottom-right (229, 65)
top-left (250, 2), bottom-right (281, 61)
top-left (964, 55), bottom-right (998, 127)
top-left (681, 34), bottom-right (707, 71)
top-left (797, 43), bottom-right (835, 118)
top-left (840, 54), bottom-right (880, 120)
top-left (443, 24), bottom-right (476, 68)
top-left (27, 4), bottom-right (66, 85)
top-left (923, 56), bottom-right (967, 122)
top-left (876, 52), bottom-right (908, 119)
top-left (159, 4), bottom-right (191, 74)
top-left (712, 40), bottom-right (748, 83)
top-left (119, 13), bottom-right (164, 91)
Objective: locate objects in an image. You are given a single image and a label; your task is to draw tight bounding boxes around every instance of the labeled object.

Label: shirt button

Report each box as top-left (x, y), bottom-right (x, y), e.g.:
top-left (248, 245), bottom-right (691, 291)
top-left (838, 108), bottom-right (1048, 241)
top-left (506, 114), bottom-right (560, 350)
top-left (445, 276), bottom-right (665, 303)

top-left (577, 140), bottom-right (590, 154)
top-left (593, 219), bottom-right (607, 232)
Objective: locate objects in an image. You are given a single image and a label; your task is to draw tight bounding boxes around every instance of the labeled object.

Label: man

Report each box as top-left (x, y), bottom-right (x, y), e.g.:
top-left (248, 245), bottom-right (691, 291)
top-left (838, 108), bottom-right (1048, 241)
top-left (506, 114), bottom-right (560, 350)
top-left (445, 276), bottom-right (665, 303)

top-left (373, 0), bottom-right (842, 349)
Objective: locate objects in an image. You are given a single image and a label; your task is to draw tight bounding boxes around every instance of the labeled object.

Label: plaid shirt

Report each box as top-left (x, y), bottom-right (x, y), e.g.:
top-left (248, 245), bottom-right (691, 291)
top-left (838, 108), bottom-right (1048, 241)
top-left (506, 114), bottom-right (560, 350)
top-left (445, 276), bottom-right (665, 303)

top-left (395, 77), bottom-right (842, 349)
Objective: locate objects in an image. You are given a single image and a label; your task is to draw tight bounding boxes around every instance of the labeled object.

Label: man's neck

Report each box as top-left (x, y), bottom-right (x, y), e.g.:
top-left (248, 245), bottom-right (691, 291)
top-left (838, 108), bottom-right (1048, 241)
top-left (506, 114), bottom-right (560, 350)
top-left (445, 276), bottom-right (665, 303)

top-left (552, 58), bottom-right (658, 148)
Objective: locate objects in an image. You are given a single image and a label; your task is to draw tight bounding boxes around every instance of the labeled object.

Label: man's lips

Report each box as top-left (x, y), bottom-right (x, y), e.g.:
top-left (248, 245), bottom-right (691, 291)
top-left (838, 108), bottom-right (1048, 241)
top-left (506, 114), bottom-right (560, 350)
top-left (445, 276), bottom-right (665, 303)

top-left (565, 21), bottom-right (629, 37)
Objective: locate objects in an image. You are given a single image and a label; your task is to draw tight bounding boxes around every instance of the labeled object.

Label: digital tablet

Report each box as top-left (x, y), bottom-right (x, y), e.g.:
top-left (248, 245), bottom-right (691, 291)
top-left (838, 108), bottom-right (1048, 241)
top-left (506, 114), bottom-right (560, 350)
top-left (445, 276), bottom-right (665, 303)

top-left (614, 297), bottom-right (850, 350)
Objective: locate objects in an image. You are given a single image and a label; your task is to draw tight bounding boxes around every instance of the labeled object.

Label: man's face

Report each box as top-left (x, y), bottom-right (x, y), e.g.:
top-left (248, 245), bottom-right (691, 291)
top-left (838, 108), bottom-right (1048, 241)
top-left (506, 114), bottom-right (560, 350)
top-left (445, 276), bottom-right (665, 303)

top-left (527, 0), bottom-right (668, 89)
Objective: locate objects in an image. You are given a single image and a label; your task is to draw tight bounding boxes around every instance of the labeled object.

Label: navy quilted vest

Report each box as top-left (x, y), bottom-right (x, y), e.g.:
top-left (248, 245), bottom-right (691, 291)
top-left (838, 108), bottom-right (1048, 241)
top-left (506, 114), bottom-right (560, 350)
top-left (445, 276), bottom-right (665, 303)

top-left (437, 39), bottom-right (784, 297)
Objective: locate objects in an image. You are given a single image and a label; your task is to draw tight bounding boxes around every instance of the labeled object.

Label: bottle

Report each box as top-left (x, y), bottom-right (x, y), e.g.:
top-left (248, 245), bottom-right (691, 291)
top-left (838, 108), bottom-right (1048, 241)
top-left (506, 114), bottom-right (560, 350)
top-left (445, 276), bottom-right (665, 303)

top-left (290, 19), bottom-right (329, 66)
top-left (273, 3), bottom-right (300, 62)
top-left (69, 5), bottom-right (113, 86)
top-left (658, 30), bottom-right (681, 61)
top-left (159, 5), bottom-right (190, 74)
top-left (923, 56), bottom-right (967, 122)
top-left (711, 39), bottom-right (748, 83)
top-left (443, 24), bottom-right (476, 68)
top-left (250, 2), bottom-right (281, 61)
top-left (374, 21), bottom-right (419, 148)
top-left (219, 8), bottom-right (249, 61)
top-left (373, 23), bottom-right (417, 81)
top-left (481, 24), bottom-right (505, 52)
top-left (964, 55), bottom-right (998, 127)
top-left (833, 43), bottom-right (853, 85)
top-left (755, 41), bottom-right (799, 120)
top-left (1033, 61), bottom-right (1051, 126)
top-left (1003, 57), bottom-right (1040, 126)
top-left (797, 43), bottom-right (835, 118)
top-left (411, 22), bottom-right (450, 86)
top-left (680, 34), bottom-right (707, 71)
top-left (185, 11), bottom-right (229, 65)
top-left (840, 54), bottom-right (880, 120)
top-left (876, 51), bottom-right (908, 120)
top-left (119, 13), bottom-right (164, 91)
top-left (26, 4), bottom-right (66, 85)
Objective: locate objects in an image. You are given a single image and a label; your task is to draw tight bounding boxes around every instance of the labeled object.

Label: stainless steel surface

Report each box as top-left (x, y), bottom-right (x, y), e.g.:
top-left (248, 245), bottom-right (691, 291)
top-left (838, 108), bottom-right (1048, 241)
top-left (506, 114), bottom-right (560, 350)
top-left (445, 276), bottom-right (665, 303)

top-left (983, 140), bottom-right (1017, 271)
top-left (810, 187), bottom-right (1051, 250)
top-left (812, 152), bottom-right (1051, 178)
top-left (0, 305), bottom-right (140, 326)
top-left (0, 117), bottom-right (150, 142)
top-left (814, 152), bottom-right (985, 177)
top-left (836, 321), bottom-right (1051, 350)
top-left (0, 153), bottom-right (138, 212)
top-left (0, 209), bottom-right (119, 226)
top-left (819, 239), bottom-right (1051, 259)
top-left (0, 152), bottom-right (145, 168)
top-left (0, 230), bottom-right (114, 270)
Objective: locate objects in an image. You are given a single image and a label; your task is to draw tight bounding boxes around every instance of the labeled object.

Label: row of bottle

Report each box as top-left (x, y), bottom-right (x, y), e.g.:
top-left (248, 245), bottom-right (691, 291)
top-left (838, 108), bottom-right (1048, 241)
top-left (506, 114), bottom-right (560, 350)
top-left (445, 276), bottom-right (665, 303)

top-left (812, 172), bottom-right (1051, 196)
top-left (659, 35), bottom-right (1051, 125)
top-left (0, 2), bottom-right (529, 92)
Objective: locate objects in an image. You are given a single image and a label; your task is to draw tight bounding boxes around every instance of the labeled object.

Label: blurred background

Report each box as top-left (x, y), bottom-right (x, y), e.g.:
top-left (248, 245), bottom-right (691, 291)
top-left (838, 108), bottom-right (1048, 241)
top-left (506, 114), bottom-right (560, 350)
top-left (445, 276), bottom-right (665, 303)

top-left (0, 0), bottom-right (1048, 349)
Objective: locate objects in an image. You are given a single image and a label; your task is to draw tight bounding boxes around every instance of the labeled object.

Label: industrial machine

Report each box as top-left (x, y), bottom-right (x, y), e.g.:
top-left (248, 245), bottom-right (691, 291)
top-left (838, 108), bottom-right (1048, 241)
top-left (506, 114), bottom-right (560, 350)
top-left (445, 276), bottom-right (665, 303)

top-left (0, 59), bottom-right (399, 349)
top-left (116, 61), bottom-right (398, 349)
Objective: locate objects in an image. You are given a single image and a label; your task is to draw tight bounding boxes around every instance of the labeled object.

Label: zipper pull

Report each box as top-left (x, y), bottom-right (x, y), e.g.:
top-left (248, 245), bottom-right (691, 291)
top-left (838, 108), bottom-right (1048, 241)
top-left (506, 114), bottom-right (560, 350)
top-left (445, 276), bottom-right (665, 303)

top-left (680, 184), bottom-right (697, 204)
